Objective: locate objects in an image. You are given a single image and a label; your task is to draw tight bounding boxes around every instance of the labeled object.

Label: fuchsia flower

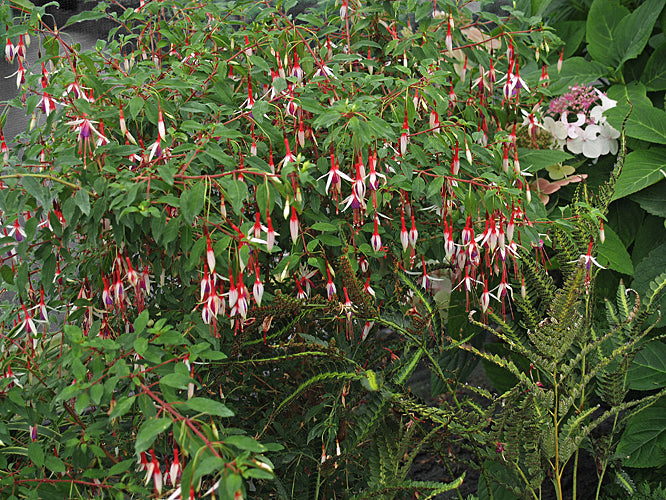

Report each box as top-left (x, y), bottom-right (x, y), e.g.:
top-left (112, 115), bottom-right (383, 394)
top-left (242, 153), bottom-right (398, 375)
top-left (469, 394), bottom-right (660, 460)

top-left (340, 0), bottom-right (348, 19)
top-left (370, 215), bottom-right (382, 253)
top-left (319, 151), bottom-right (352, 195)
top-left (446, 13), bottom-right (453, 54)
top-left (451, 141), bottom-right (460, 178)
top-left (325, 265), bottom-right (336, 299)
top-left (400, 210), bottom-right (409, 251)
top-left (19, 304), bottom-right (37, 336)
top-left (290, 206), bottom-right (299, 244)
top-left (408, 211), bottom-right (418, 248)
top-left (102, 277), bottom-right (114, 308)
top-left (265, 210), bottom-right (276, 252)
top-left (480, 279), bottom-right (491, 313)
top-left (5, 39), bottom-right (14, 63)
top-left (1, 129), bottom-right (9, 163)
top-left (146, 449), bottom-right (163, 495)
top-left (253, 265), bottom-right (264, 306)
top-left (40, 92), bottom-right (56, 117)
top-left (206, 231), bottom-right (215, 274)
top-left (16, 35), bottom-right (25, 60)
top-left (399, 107), bottom-right (409, 156)
top-left (291, 50), bottom-right (304, 82)
top-left (167, 448), bottom-right (182, 487)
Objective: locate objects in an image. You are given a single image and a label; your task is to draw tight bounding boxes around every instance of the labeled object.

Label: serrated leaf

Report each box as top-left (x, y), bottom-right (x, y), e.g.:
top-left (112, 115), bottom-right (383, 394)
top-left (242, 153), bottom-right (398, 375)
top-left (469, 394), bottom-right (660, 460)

top-left (612, 148), bottom-right (666, 200)
top-left (616, 399), bottom-right (666, 467)
top-left (135, 418), bottom-right (172, 454)
top-left (613, 0), bottom-right (666, 70)
top-left (628, 341), bottom-right (666, 390)
top-left (586, 0), bottom-right (629, 68)
top-left (548, 57), bottom-right (611, 95)
top-left (630, 180), bottom-right (666, 217)
top-left (45, 455), bottom-right (66, 473)
top-left (28, 442), bottom-right (44, 468)
top-left (183, 397), bottom-right (234, 417)
top-left (642, 42), bottom-right (666, 91)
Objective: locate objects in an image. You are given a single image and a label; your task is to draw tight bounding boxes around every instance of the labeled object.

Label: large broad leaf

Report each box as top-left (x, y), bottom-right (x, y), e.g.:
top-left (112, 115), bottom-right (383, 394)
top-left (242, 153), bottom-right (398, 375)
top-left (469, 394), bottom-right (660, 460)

top-left (605, 84), bottom-right (666, 145)
top-left (628, 341), bottom-right (666, 390)
top-left (611, 148), bottom-right (666, 200)
top-left (631, 180), bottom-right (666, 217)
top-left (586, 0), bottom-right (629, 68)
top-left (552, 20), bottom-right (586, 59)
top-left (548, 57), bottom-right (610, 95)
top-left (613, 0), bottom-right (666, 70)
top-left (596, 224), bottom-right (633, 275)
top-left (616, 398), bottom-right (666, 468)
top-left (642, 42), bottom-right (666, 91)
top-left (631, 242), bottom-right (666, 327)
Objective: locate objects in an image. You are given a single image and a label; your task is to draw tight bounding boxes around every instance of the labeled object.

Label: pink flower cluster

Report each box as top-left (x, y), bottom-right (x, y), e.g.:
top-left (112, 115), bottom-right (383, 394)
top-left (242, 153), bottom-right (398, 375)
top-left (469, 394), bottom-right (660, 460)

top-left (548, 85), bottom-right (599, 117)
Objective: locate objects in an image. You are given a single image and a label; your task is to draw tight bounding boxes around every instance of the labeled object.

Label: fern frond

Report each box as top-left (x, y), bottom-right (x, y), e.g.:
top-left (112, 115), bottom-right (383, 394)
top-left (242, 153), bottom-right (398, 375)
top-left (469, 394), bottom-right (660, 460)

top-left (275, 371), bottom-right (365, 415)
top-left (468, 311), bottom-right (555, 372)
top-left (520, 251), bottom-right (556, 305)
top-left (456, 342), bottom-right (539, 393)
top-left (395, 265), bottom-right (442, 338)
top-left (647, 271), bottom-right (666, 311)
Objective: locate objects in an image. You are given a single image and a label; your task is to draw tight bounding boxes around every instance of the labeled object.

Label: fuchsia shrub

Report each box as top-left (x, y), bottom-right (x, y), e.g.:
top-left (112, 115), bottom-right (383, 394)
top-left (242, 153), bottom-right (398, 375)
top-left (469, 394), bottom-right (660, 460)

top-left (0, 0), bottom-right (596, 497)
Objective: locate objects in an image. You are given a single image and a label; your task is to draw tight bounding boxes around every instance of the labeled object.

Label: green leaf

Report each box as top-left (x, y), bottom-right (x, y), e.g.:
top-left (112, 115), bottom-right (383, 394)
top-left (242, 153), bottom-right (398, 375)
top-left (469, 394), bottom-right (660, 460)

top-left (109, 395), bottom-right (136, 419)
top-left (224, 435), bottom-right (265, 453)
top-left (548, 58), bottom-right (611, 95)
top-left (612, 149), bottom-right (666, 200)
top-left (183, 397), bottom-right (234, 417)
top-left (1, 265), bottom-right (14, 285)
top-left (253, 100), bottom-right (269, 124)
top-left (606, 84), bottom-right (666, 144)
top-left (596, 224), bottom-right (633, 275)
top-left (74, 189), bottom-right (91, 216)
top-left (553, 20), bottom-right (586, 59)
top-left (310, 222), bottom-right (337, 232)
top-left (222, 179), bottom-right (248, 215)
top-left (44, 455), bottom-right (66, 473)
top-left (108, 458), bottom-right (134, 476)
top-left (28, 442), bottom-right (44, 468)
top-left (629, 341), bottom-right (666, 390)
top-left (180, 182), bottom-right (206, 224)
top-left (642, 42), bottom-right (666, 91)
top-left (517, 148), bottom-right (573, 172)
top-left (617, 399), bottom-right (666, 467)
top-left (159, 372), bottom-right (194, 389)
top-left (631, 180), bottom-right (666, 217)
top-left (614, 0), bottom-right (666, 69)
top-left (133, 310), bottom-right (150, 335)
top-left (22, 176), bottom-right (50, 208)
top-left (586, 0), bottom-right (629, 68)
top-left (135, 418), bottom-right (172, 454)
